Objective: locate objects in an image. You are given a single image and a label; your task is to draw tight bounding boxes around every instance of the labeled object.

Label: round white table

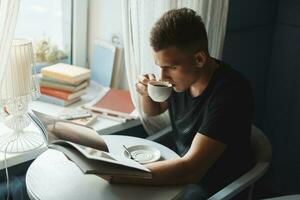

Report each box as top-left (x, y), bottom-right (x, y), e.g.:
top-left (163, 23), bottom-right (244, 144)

top-left (26, 135), bottom-right (183, 200)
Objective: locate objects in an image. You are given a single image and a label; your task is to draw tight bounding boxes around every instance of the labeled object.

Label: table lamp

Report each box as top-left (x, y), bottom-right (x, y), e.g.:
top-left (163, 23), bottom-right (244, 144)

top-left (0, 39), bottom-right (44, 153)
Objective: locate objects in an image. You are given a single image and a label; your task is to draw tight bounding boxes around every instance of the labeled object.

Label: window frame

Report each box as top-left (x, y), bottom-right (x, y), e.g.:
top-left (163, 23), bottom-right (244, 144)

top-left (72, 0), bottom-right (88, 67)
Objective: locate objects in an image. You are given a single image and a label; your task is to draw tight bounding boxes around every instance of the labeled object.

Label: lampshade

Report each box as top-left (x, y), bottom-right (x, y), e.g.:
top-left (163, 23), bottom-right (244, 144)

top-left (1, 39), bottom-right (39, 104)
top-left (0, 39), bottom-right (43, 153)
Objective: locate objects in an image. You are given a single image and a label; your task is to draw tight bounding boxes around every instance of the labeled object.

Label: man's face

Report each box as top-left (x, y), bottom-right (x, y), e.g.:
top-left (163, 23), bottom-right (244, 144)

top-left (153, 46), bottom-right (201, 92)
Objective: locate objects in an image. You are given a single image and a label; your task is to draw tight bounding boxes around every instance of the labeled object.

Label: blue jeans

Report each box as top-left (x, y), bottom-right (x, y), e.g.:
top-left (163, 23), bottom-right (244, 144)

top-left (0, 175), bottom-right (29, 200)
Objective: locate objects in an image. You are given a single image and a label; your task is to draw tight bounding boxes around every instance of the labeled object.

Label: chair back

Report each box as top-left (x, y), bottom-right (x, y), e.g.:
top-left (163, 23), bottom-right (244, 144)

top-left (208, 125), bottom-right (272, 200)
top-left (250, 125), bottom-right (272, 163)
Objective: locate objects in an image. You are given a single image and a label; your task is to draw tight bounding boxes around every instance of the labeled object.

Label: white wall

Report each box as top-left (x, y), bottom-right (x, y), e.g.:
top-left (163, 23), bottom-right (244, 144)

top-left (88, 0), bottom-right (128, 89)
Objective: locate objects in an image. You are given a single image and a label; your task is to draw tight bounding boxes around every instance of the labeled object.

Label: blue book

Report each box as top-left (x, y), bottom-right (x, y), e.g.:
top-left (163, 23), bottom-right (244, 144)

top-left (90, 40), bottom-right (116, 87)
top-left (38, 94), bottom-right (80, 107)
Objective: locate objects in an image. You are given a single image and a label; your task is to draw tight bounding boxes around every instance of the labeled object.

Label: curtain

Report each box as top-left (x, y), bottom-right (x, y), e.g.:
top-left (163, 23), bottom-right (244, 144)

top-left (0, 0), bottom-right (20, 86)
top-left (122, 0), bottom-right (229, 135)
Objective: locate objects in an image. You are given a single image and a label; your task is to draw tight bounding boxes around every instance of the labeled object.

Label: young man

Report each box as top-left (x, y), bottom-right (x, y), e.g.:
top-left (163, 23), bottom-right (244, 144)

top-left (110, 8), bottom-right (253, 199)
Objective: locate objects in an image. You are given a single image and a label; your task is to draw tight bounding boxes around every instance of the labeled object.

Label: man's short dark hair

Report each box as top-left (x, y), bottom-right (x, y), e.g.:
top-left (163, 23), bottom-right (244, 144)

top-left (150, 8), bottom-right (208, 54)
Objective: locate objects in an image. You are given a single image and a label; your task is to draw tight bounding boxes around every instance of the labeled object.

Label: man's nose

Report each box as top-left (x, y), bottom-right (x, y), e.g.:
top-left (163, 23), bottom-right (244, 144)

top-left (160, 68), bottom-right (168, 81)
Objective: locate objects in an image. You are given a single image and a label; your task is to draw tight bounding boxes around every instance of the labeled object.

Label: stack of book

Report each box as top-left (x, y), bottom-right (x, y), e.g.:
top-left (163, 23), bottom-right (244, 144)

top-left (38, 63), bottom-right (91, 106)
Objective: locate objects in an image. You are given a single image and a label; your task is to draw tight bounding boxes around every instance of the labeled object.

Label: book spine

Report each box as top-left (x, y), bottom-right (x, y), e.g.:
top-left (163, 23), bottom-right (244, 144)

top-left (38, 94), bottom-right (81, 106)
top-left (40, 81), bottom-right (75, 92)
top-left (42, 71), bottom-right (90, 85)
top-left (40, 87), bottom-right (70, 100)
top-left (38, 94), bottom-right (67, 106)
top-left (41, 71), bottom-right (78, 85)
top-left (41, 76), bottom-right (77, 86)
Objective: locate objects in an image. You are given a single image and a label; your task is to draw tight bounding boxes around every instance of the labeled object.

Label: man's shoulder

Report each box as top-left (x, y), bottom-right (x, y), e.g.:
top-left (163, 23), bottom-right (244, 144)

top-left (208, 61), bottom-right (253, 105)
top-left (215, 61), bottom-right (251, 91)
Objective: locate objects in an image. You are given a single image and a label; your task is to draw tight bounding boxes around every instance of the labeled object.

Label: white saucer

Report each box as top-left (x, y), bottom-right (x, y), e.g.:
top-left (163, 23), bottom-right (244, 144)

top-left (123, 145), bottom-right (161, 164)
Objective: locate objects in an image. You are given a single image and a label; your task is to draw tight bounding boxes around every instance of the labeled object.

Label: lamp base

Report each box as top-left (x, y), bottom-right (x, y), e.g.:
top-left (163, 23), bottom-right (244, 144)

top-left (0, 129), bottom-right (44, 153)
top-left (4, 114), bottom-right (31, 132)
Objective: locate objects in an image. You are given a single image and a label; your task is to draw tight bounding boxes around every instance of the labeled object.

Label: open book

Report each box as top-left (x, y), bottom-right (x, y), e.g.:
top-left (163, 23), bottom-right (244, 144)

top-left (28, 110), bottom-right (151, 179)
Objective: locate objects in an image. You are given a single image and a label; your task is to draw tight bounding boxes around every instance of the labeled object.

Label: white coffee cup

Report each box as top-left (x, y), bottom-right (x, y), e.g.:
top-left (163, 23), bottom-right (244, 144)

top-left (147, 80), bottom-right (172, 102)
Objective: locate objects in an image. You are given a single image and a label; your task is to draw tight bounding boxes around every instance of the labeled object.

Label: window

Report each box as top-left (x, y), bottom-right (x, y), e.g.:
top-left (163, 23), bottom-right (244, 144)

top-left (14, 0), bottom-right (72, 71)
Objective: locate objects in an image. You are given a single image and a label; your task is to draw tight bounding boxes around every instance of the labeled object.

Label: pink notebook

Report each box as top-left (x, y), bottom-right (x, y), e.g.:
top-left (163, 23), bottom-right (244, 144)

top-left (90, 89), bottom-right (135, 119)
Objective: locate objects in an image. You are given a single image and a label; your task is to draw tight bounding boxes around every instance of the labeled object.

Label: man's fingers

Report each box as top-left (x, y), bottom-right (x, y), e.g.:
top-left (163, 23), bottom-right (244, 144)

top-left (138, 74), bottom-right (156, 85)
top-left (136, 74), bottom-right (156, 96)
top-left (138, 75), bottom-right (148, 85)
top-left (148, 74), bottom-right (156, 81)
top-left (135, 82), bottom-right (148, 96)
top-left (136, 82), bottom-right (146, 90)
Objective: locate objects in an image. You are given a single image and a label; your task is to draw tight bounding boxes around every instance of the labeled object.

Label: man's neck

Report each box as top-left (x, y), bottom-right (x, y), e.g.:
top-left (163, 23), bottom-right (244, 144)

top-left (189, 57), bottom-right (219, 97)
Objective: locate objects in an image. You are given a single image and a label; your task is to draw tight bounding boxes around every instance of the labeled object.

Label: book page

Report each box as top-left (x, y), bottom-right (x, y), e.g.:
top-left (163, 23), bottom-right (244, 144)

top-left (30, 110), bottom-right (151, 178)
top-left (31, 110), bottom-right (108, 152)
top-left (51, 141), bottom-right (150, 172)
top-left (50, 144), bottom-right (152, 178)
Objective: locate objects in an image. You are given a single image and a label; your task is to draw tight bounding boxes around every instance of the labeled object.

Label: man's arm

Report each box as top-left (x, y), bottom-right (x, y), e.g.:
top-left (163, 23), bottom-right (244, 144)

top-left (139, 95), bottom-right (168, 116)
top-left (136, 74), bottom-right (168, 116)
top-left (110, 133), bottom-right (226, 185)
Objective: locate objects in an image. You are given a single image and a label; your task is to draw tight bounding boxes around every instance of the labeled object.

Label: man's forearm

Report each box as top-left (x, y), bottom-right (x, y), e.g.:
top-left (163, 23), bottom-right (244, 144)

top-left (144, 158), bottom-right (199, 185)
top-left (111, 158), bottom-right (199, 186)
top-left (139, 95), bottom-right (163, 116)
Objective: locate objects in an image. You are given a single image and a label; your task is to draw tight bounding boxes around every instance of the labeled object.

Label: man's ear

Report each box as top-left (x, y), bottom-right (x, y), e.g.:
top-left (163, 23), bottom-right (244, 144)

top-left (195, 51), bottom-right (207, 68)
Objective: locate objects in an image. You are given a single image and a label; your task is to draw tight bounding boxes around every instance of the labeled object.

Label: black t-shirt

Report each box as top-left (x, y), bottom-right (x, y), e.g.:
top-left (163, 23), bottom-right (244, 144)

top-left (168, 60), bottom-right (253, 194)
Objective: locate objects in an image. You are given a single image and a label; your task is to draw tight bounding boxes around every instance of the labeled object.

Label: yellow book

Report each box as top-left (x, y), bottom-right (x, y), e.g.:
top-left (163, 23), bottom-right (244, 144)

top-left (41, 63), bottom-right (91, 85)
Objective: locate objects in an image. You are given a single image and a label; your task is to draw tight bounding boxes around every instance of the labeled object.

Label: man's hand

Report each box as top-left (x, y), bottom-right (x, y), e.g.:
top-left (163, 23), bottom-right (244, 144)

top-left (135, 73), bottom-right (168, 116)
top-left (98, 175), bottom-right (113, 183)
top-left (135, 74), bottom-right (156, 97)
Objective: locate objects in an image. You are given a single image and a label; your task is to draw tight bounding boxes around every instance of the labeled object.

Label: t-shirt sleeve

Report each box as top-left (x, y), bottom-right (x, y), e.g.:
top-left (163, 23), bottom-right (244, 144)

top-left (198, 81), bottom-right (253, 144)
